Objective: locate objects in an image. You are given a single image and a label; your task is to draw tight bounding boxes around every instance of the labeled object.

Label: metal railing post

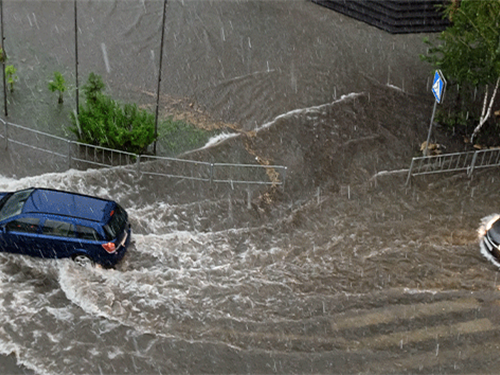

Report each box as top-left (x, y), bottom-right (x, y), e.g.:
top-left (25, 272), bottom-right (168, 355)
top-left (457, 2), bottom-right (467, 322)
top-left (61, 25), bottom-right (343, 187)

top-left (247, 186), bottom-right (252, 209)
top-left (5, 121), bottom-right (9, 150)
top-left (209, 163), bottom-right (214, 185)
top-left (495, 152), bottom-right (500, 165)
top-left (282, 167), bottom-right (287, 191)
top-left (405, 158), bottom-right (415, 186)
top-left (3, 119), bottom-right (7, 150)
top-left (468, 151), bottom-right (478, 177)
top-left (68, 140), bottom-right (72, 169)
top-left (136, 154), bottom-right (141, 175)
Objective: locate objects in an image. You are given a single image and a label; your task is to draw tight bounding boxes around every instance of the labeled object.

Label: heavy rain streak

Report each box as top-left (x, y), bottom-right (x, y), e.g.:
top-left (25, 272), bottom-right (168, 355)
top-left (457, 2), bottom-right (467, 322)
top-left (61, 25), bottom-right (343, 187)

top-left (0, 1), bottom-right (500, 374)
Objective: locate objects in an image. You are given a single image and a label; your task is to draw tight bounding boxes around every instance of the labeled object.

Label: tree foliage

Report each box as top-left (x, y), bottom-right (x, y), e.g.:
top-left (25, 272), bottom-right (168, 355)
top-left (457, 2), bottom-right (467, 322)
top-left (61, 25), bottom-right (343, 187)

top-left (423, 0), bottom-right (500, 86)
top-left (421, 0), bottom-right (500, 141)
top-left (70, 73), bottom-right (156, 154)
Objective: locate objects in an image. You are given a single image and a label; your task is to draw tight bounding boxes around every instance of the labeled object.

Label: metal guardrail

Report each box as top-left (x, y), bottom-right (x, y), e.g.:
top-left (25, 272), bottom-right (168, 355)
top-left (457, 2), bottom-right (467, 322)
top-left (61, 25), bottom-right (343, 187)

top-left (0, 118), bottom-right (287, 189)
top-left (406, 148), bottom-right (500, 185)
top-left (137, 154), bottom-right (212, 182)
top-left (470, 148), bottom-right (500, 173)
top-left (69, 142), bottom-right (138, 170)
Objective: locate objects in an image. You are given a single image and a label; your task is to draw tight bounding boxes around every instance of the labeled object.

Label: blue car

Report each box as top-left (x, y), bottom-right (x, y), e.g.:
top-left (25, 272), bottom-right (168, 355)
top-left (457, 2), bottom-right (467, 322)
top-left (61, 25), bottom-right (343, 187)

top-left (0, 187), bottom-right (131, 268)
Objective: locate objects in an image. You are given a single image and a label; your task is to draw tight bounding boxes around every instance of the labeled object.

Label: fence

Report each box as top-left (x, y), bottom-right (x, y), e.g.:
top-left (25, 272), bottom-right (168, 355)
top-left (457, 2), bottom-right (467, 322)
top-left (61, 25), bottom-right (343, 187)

top-left (0, 118), bottom-right (287, 189)
top-left (406, 148), bottom-right (500, 185)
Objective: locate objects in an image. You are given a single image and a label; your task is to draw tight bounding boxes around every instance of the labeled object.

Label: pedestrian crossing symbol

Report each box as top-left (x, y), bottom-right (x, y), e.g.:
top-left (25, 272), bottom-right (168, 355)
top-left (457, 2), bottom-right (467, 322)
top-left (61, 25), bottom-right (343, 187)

top-left (432, 70), bottom-right (446, 103)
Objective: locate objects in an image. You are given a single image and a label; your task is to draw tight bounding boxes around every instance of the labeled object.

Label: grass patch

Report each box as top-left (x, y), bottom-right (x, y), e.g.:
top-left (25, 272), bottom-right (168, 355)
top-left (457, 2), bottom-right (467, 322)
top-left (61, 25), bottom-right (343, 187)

top-left (158, 117), bottom-right (216, 156)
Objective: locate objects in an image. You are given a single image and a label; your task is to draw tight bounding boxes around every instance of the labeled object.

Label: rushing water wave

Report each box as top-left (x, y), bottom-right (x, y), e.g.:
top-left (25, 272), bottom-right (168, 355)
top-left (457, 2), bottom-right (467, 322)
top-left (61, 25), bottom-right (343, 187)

top-left (1, 161), bottom-right (500, 374)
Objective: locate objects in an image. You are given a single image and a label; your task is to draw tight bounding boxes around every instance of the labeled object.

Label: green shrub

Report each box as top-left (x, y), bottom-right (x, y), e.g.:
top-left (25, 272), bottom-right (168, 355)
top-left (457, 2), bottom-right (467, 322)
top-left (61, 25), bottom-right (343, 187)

top-left (70, 73), bottom-right (156, 154)
top-left (48, 71), bottom-right (67, 104)
top-left (82, 72), bottom-right (105, 103)
top-left (0, 48), bottom-right (6, 63)
top-left (5, 65), bottom-right (17, 92)
top-left (436, 109), bottom-right (473, 131)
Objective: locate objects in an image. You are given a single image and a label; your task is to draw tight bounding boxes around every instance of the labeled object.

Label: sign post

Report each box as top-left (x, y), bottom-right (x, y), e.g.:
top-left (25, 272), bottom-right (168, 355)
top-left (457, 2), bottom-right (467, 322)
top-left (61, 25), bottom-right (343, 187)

top-left (424, 70), bottom-right (446, 156)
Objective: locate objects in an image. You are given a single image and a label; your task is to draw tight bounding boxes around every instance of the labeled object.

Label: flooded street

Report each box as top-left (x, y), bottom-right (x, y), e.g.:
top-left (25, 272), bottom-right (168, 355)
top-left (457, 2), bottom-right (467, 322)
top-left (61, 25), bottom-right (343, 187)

top-left (1, 1), bottom-right (500, 374)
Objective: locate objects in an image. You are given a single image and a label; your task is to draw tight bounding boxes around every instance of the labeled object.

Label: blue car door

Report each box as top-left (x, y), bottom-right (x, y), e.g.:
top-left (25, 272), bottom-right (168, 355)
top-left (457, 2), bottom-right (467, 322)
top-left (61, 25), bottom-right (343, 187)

top-left (37, 218), bottom-right (76, 259)
top-left (0, 217), bottom-right (41, 255)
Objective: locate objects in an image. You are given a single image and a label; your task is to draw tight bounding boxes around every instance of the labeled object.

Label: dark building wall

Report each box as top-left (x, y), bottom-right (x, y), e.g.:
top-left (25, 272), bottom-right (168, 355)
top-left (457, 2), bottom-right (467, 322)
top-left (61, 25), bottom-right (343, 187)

top-left (311, 0), bottom-right (450, 34)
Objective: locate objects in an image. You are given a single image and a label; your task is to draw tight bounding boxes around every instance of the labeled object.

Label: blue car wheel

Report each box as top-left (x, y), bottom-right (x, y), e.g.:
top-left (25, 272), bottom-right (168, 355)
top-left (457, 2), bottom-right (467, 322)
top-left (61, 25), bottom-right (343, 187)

top-left (72, 254), bottom-right (93, 267)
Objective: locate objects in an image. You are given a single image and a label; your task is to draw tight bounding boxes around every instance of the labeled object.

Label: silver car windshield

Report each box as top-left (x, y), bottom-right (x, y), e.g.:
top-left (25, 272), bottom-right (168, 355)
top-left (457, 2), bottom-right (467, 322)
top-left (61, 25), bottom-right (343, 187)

top-left (0, 189), bottom-right (34, 222)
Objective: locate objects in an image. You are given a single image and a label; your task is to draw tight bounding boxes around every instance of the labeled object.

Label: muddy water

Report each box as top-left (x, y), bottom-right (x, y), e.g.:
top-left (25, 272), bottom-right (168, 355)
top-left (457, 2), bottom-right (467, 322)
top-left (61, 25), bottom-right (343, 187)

top-left (3, 0), bottom-right (428, 132)
top-left (1, 1), bottom-right (500, 374)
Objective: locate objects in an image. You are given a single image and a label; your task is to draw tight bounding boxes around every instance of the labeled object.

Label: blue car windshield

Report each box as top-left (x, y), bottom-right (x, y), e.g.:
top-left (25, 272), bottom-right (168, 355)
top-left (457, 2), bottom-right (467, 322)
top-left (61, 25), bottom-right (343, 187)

top-left (0, 189), bottom-right (34, 222)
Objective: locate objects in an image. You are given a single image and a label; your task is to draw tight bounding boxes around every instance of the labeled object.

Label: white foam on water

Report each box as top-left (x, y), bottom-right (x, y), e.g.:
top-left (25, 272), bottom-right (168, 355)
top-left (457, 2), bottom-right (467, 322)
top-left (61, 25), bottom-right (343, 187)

top-left (0, 337), bottom-right (49, 375)
top-left (0, 253), bottom-right (79, 375)
top-left (196, 92), bottom-right (364, 151)
top-left (254, 92), bottom-right (364, 133)
top-left (195, 132), bottom-right (240, 150)
top-left (56, 221), bottom-right (318, 342)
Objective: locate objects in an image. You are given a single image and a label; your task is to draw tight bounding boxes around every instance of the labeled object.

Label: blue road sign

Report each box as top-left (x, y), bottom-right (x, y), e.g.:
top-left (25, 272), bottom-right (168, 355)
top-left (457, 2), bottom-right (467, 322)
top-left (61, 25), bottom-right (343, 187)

top-left (432, 70), bottom-right (446, 103)
top-left (424, 70), bottom-right (447, 157)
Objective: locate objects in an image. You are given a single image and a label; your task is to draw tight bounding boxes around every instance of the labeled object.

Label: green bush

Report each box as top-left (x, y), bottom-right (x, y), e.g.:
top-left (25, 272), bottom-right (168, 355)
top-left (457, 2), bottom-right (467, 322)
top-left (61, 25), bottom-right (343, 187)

top-left (48, 71), bottom-right (66, 104)
top-left (436, 109), bottom-right (474, 131)
top-left (0, 48), bottom-right (6, 63)
top-left (5, 65), bottom-right (17, 92)
top-left (82, 72), bottom-right (105, 103)
top-left (70, 73), bottom-right (156, 154)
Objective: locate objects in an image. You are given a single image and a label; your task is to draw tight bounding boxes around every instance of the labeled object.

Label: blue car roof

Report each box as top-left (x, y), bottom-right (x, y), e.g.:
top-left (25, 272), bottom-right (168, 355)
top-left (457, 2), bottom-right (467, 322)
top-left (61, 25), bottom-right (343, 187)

top-left (22, 188), bottom-right (114, 222)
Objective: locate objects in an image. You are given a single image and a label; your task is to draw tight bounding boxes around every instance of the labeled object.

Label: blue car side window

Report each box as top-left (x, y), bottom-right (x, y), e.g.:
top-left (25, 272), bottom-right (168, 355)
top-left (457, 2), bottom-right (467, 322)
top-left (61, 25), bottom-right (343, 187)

top-left (6, 217), bottom-right (40, 234)
top-left (76, 225), bottom-right (100, 241)
top-left (42, 220), bottom-right (76, 238)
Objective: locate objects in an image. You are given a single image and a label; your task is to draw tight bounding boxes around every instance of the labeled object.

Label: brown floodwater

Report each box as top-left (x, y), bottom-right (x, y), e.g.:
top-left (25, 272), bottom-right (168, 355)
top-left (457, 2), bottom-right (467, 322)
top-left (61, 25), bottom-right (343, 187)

top-left (0, 1), bottom-right (499, 374)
